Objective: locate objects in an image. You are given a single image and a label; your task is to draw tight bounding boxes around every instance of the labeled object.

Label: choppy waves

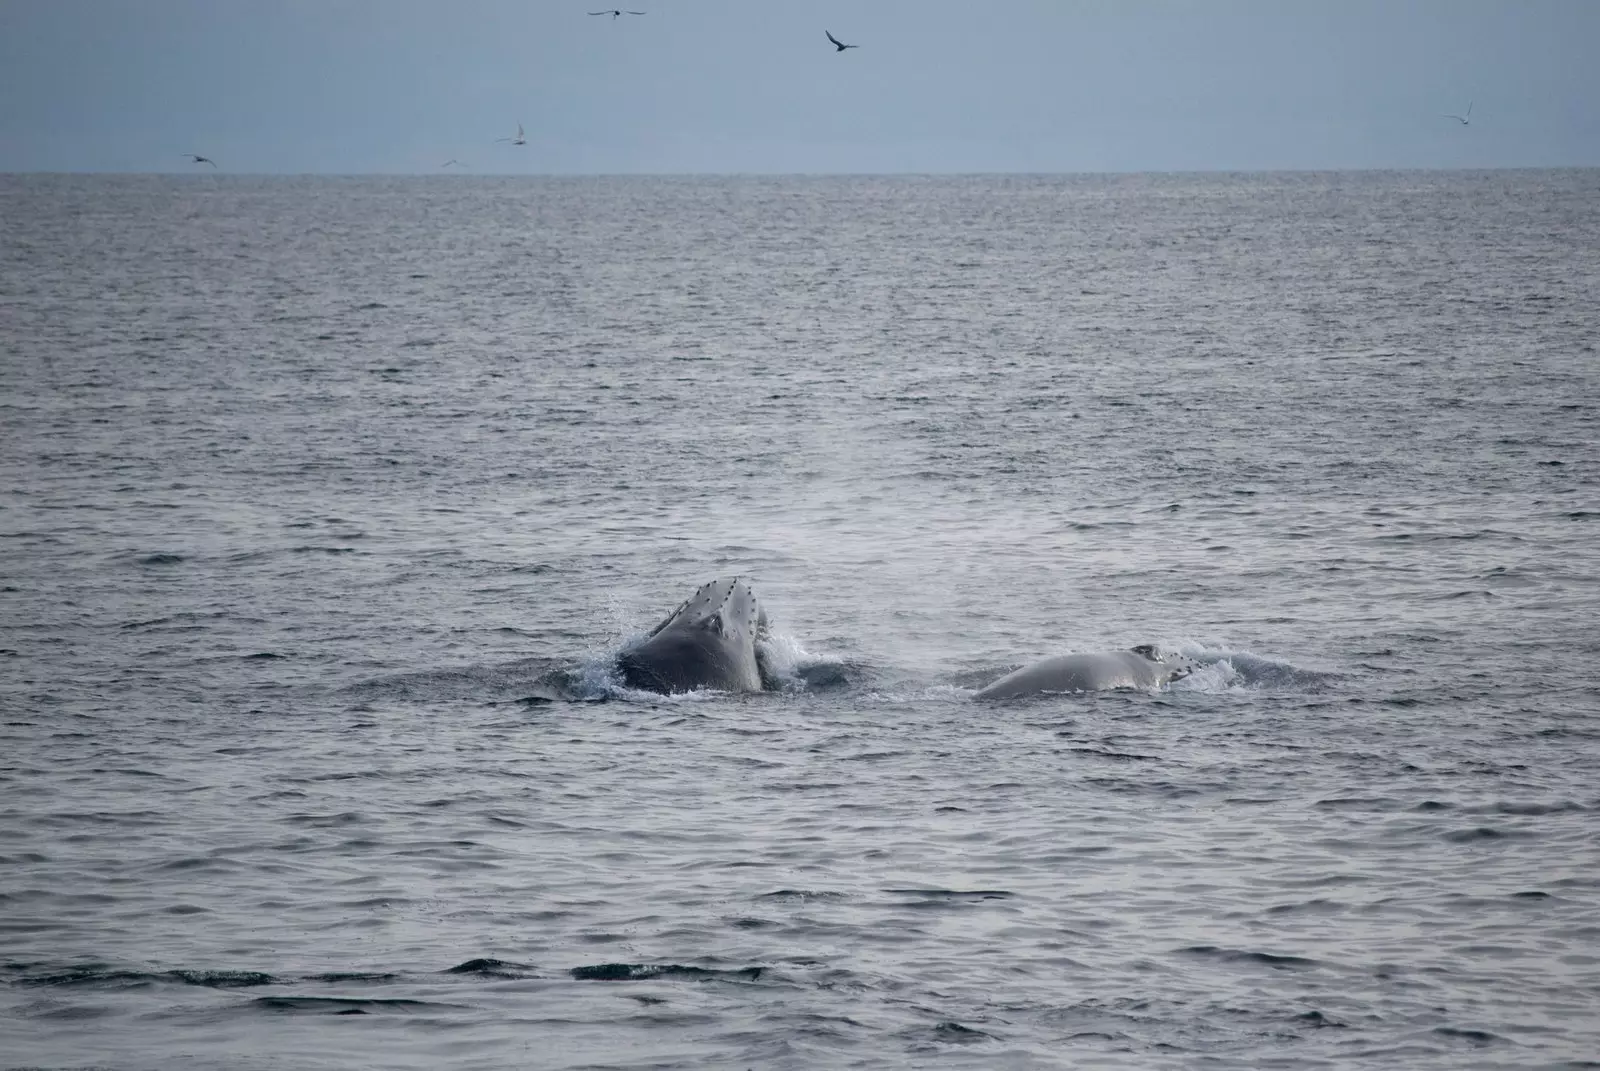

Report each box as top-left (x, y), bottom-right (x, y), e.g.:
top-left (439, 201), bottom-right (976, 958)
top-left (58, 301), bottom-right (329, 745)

top-left (4, 171), bottom-right (1599, 1068)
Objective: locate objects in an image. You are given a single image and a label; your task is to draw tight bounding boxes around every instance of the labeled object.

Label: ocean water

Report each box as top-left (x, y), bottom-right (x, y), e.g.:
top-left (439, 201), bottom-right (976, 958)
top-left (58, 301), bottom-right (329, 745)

top-left (2, 170), bottom-right (1597, 1069)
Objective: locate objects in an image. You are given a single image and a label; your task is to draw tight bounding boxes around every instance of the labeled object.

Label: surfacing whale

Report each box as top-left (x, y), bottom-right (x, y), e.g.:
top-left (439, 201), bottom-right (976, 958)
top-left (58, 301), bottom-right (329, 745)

top-left (973, 645), bottom-right (1197, 700)
top-left (616, 577), bottom-right (775, 694)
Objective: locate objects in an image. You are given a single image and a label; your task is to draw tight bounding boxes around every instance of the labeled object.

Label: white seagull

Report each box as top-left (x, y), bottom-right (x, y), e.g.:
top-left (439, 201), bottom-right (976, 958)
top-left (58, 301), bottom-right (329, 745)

top-left (184, 154), bottom-right (217, 168)
top-left (1443, 101), bottom-right (1472, 126)
top-left (495, 123), bottom-right (526, 145)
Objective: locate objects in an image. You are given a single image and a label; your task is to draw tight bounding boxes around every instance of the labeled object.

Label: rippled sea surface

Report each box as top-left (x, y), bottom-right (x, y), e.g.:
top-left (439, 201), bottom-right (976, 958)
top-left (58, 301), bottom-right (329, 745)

top-left (3, 171), bottom-right (1598, 1069)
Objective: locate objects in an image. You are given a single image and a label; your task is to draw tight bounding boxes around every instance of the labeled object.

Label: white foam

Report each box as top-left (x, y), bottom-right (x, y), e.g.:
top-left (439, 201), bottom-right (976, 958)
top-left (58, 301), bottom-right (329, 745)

top-left (754, 630), bottom-right (804, 690)
top-left (1156, 644), bottom-right (1321, 693)
top-left (1167, 656), bottom-right (1240, 692)
top-left (569, 651), bottom-right (625, 701)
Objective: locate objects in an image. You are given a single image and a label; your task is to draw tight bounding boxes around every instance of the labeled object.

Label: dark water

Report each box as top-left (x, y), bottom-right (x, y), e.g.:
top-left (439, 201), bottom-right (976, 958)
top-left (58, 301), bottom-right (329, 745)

top-left (2, 171), bottom-right (1598, 1069)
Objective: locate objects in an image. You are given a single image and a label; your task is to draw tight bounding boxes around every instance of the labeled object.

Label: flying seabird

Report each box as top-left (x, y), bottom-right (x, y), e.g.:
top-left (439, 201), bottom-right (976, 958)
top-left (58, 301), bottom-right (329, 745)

top-left (184, 154), bottom-right (217, 168)
top-left (441, 159), bottom-right (464, 169)
top-left (495, 123), bottom-right (527, 145)
top-left (825, 30), bottom-right (858, 52)
top-left (589, 9), bottom-right (644, 17)
top-left (1443, 101), bottom-right (1472, 126)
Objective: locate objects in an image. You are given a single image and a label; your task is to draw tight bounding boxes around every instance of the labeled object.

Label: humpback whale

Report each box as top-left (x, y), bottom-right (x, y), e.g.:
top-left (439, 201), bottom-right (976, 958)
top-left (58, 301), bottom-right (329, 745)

top-left (973, 645), bottom-right (1197, 700)
top-left (616, 577), bottom-right (775, 694)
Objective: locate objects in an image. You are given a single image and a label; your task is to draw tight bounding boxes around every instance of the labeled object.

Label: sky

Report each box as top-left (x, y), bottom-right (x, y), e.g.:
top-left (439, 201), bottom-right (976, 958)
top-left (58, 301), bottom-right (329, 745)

top-left (1, 0), bottom-right (1597, 174)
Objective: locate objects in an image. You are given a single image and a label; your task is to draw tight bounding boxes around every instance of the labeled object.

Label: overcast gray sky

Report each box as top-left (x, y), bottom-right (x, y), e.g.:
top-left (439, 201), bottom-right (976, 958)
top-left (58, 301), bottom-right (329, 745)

top-left (2, 0), bottom-right (1596, 173)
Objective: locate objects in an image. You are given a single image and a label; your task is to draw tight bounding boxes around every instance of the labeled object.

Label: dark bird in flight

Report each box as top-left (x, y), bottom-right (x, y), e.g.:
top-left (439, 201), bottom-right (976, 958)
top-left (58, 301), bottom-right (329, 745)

top-left (184, 154), bottom-right (217, 168)
top-left (590, 9), bottom-right (644, 17)
top-left (495, 123), bottom-right (526, 145)
top-left (825, 30), bottom-right (858, 52)
top-left (441, 159), bottom-right (464, 169)
top-left (1443, 101), bottom-right (1472, 126)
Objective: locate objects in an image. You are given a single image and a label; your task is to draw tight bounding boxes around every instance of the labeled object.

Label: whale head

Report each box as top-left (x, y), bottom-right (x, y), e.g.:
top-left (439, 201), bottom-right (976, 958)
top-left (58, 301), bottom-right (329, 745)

top-left (646, 577), bottom-right (768, 644)
top-left (617, 577), bottom-right (772, 694)
top-left (1130, 644), bottom-right (1199, 683)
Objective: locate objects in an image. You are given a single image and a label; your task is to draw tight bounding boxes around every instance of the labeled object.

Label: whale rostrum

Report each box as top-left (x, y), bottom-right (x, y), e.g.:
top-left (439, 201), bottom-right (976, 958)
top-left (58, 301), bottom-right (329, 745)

top-left (616, 577), bottom-right (775, 694)
top-left (972, 644), bottom-right (1198, 700)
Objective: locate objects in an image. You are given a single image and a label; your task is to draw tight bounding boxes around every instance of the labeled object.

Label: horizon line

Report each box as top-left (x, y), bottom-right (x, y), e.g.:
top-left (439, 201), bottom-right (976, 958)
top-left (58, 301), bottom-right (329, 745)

top-left (5, 164), bottom-right (1599, 179)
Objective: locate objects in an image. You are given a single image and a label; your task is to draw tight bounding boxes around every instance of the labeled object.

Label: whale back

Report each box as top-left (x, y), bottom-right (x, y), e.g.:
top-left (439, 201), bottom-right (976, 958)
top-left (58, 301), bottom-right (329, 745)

top-left (973, 646), bottom-right (1195, 700)
top-left (618, 577), bottom-right (770, 694)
